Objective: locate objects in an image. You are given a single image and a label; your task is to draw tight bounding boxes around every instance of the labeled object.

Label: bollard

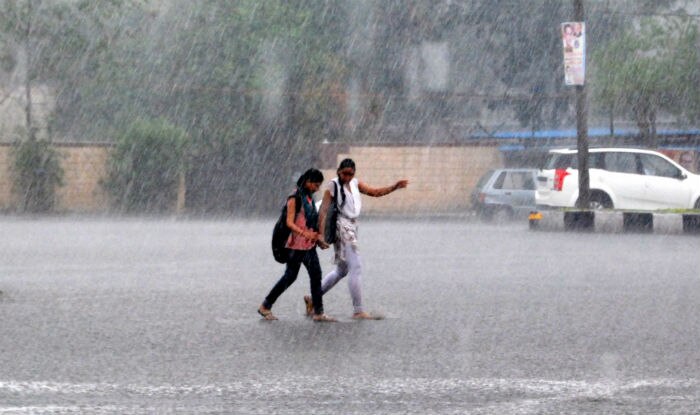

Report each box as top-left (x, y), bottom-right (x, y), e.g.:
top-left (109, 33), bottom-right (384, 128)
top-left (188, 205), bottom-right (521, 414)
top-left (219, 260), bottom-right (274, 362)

top-left (564, 211), bottom-right (594, 231)
top-left (683, 214), bottom-right (700, 234)
top-left (623, 213), bottom-right (653, 233)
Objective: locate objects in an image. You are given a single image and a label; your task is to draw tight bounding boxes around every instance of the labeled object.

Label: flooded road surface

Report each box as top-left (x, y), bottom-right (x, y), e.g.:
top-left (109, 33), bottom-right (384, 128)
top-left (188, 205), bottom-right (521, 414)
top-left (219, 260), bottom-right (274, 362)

top-left (1, 218), bottom-right (699, 414)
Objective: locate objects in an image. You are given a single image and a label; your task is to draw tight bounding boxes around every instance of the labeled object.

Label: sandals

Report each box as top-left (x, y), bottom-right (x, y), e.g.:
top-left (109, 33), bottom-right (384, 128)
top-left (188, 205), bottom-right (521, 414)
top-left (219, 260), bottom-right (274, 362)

top-left (352, 311), bottom-right (381, 320)
top-left (312, 313), bottom-right (337, 322)
top-left (257, 305), bottom-right (278, 321)
top-left (258, 303), bottom-right (335, 322)
top-left (303, 295), bottom-right (314, 317)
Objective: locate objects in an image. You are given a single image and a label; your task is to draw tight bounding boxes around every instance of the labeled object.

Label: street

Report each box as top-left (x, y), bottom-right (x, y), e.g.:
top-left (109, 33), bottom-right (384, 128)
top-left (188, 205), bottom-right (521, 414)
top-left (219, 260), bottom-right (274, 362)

top-left (0, 217), bottom-right (699, 414)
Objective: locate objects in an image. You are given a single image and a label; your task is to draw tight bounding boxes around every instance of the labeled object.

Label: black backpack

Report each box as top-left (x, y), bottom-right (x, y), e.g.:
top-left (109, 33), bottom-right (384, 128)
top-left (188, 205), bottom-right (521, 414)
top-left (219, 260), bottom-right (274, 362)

top-left (323, 180), bottom-right (346, 244)
top-left (271, 194), bottom-right (301, 263)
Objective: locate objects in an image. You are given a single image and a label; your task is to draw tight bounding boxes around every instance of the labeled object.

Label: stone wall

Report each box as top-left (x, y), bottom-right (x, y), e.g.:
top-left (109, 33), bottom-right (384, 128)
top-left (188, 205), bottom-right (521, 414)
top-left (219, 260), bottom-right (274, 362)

top-left (54, 144), bottom-right (111, 212)
top-left (0, 142), bottom-right (502, 214)
top-left (0, 145), bottom-right (14, 209)
top-left (0, 143), bottom-right (111, 212)
top-left (321, 144), bottom-right (502, 214)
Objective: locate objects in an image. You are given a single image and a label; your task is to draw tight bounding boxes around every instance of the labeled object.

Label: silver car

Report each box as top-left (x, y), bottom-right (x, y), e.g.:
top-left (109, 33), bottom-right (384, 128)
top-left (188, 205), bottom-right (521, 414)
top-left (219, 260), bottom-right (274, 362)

top-left (471, 168), bottom-right (538, 221)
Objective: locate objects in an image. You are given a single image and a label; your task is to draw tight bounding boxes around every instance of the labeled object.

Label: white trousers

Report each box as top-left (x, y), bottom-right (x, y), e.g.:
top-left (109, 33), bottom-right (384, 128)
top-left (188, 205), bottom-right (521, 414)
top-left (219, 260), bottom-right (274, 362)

top-left (321, 241), bottom-right (363, 314)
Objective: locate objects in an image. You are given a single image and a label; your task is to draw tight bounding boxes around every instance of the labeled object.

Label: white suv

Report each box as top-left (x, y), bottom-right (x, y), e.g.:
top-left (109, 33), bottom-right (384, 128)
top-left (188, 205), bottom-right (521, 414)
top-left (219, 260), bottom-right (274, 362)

top-left (536, 148), bottom-right (700, 210)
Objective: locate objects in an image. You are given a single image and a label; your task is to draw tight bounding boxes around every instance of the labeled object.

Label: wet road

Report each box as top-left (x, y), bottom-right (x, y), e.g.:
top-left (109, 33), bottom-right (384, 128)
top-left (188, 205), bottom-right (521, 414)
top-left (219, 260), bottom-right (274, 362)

top-left (1, 217), bottom-right (699, 414)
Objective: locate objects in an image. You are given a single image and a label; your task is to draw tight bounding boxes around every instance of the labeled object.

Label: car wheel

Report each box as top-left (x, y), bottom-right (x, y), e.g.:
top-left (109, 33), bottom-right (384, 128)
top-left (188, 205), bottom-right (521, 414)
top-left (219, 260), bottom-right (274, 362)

top-left (588, 192), bottom-right (613, 210)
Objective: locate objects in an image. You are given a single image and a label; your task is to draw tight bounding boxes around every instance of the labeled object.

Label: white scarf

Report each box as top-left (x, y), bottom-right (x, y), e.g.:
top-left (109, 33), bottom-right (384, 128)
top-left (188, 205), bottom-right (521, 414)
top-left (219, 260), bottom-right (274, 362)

top-left (334, 177), bottom-right (362, 219)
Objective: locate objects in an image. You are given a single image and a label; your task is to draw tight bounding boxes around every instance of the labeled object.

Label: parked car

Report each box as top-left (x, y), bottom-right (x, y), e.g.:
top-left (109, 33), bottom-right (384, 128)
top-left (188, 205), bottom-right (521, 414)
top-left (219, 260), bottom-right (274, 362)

top-left (536, 147), bottom-right (700, 210)
top-left (471, 168), bottom-right (538, 221)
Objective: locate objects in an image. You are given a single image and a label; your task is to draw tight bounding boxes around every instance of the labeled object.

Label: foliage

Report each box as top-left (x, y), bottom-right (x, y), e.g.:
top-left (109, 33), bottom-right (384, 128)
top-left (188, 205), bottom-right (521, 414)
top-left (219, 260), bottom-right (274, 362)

top-left (103, 119), bottom-right (188, 213)
top-left (467, 0), bottom-right (632, 130)
top-left (0, 0), bottom-right (148, 138)
top-left (1, 0), bottom-right (693, 214)
top-left (592, 18), bottom-right (700, 145)
top-left (1, 0), bottom-right (139, 212)
top-left (11, 134), bottom-right (63, 213)
top-left (137, 0), bottom-right (350, 212)
top-left (356, 0), bottom-right (635, 133)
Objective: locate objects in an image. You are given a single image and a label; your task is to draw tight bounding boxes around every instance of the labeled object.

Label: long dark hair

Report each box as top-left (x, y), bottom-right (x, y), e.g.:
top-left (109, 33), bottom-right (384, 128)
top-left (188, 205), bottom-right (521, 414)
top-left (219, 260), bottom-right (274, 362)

top-left (296, 168), bottom-right (324, 189)
top-left (294, 168), bottom-right (323, 229)
top-left (335, 159), bottom-right (354, 205)
top-left (337, 158), bottom-right (355, 174)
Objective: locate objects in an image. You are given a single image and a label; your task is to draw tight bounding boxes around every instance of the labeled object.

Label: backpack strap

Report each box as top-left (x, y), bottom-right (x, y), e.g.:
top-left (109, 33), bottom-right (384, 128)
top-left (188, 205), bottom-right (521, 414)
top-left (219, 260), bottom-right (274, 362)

top-left (333, 179), bottom-right (346, 208)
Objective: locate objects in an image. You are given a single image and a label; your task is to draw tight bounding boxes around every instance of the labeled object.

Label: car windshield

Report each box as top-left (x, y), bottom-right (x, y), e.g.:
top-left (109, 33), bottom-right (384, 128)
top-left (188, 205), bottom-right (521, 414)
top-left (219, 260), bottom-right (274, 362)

top-left (493, 171), bottom-right (535, 190)
top-left (544, 153), bottom-right (577, 169)
top-left (475, 170), bottom-right (495, 188)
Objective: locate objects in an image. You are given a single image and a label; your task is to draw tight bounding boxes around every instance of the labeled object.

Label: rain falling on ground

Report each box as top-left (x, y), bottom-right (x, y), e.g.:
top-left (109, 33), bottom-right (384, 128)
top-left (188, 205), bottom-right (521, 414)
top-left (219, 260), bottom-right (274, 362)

top-left (2, 1), bottom-right (700, 413)
top-left (1, 218), bottom-right (699, 413)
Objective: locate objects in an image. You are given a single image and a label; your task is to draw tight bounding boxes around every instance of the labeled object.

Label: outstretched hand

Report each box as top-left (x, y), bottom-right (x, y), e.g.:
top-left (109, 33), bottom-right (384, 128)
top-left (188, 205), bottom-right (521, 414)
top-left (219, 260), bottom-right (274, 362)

top-left (395, 179), bottom-right (409, 189)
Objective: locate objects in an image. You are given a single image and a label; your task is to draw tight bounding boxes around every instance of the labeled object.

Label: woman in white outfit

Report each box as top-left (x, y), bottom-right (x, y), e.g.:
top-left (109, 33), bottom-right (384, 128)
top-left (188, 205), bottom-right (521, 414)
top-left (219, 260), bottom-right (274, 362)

top-left (309, 158), bottom-right (408, 319)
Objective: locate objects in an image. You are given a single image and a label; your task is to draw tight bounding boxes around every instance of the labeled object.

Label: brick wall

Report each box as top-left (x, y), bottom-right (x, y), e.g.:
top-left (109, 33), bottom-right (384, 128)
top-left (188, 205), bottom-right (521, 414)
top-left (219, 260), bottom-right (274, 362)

top-left (0, 142), bottom-right (502, 214)
top-left (54, 144), bottom-right (111, 212)
top-left (0, 145), bottom-right (14, 209)
top-left (321, 144), bottom-right (502, 214)
top-left (0, 143), bottom-right (111, 212)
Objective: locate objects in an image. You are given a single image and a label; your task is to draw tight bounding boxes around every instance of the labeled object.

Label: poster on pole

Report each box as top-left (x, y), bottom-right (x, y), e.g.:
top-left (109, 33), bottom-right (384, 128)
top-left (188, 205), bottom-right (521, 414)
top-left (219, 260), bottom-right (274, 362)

top-left (561, 22), bottom-right (585, 85)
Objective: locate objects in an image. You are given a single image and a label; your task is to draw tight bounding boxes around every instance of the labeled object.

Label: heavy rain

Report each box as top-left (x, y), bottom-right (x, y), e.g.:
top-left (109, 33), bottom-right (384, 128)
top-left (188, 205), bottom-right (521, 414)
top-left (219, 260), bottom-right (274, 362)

top-left (1, 0), bottom-right (700, 413)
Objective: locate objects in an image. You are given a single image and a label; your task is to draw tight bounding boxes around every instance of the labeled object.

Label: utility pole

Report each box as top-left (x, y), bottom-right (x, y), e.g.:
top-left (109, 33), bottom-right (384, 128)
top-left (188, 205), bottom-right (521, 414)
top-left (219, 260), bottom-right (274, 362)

top-left (574, 0), bottom-right (590, 208)
top-left (25, 0), bottom-right (34, 140)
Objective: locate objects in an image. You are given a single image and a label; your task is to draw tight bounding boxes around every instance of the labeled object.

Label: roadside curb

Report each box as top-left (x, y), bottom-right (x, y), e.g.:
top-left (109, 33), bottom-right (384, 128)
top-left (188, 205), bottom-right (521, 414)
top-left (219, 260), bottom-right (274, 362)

top-left (529, 210), bottom-right (700, 234)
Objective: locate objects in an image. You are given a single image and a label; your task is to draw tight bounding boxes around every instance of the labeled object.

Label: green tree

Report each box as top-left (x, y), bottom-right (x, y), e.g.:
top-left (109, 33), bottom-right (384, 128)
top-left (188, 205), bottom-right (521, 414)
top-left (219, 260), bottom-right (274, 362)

top-left (0, 0), bottom-right (143, 138)
top-left (0, 0), bottom-right (70, 212)
top-left (11, 133), bottom-right (63, 212)
top-left (592, 19), bottom-right (700, 146)
top-left (470, 0), bottom-right (632, 131)
top-left (125, 0), bottom-right (349, 213)
top-left (37, 0), bottom-right (149, 139)
top-left (104, 118), bottom-right (188, 213)
top-left (353, 0), bottom-right (635, 134)
top-left (1, 0), bottom-right (42, 139)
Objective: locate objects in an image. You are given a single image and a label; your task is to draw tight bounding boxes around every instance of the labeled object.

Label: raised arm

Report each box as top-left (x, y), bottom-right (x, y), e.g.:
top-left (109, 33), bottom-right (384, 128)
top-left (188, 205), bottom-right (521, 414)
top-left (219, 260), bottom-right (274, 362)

top-left (358, 179), bottom-right (409, 197)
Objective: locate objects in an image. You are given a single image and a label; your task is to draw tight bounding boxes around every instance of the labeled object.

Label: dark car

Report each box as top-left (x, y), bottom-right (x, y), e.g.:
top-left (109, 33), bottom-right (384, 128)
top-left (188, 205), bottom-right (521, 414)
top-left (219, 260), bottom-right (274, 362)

top-left (471, 168), bottom-right (537, 221)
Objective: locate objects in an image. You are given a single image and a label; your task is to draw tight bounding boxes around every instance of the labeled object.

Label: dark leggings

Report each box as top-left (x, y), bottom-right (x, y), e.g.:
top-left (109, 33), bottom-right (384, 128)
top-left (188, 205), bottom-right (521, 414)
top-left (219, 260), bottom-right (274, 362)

top-left (263, 248), bottom-right (324, 315)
